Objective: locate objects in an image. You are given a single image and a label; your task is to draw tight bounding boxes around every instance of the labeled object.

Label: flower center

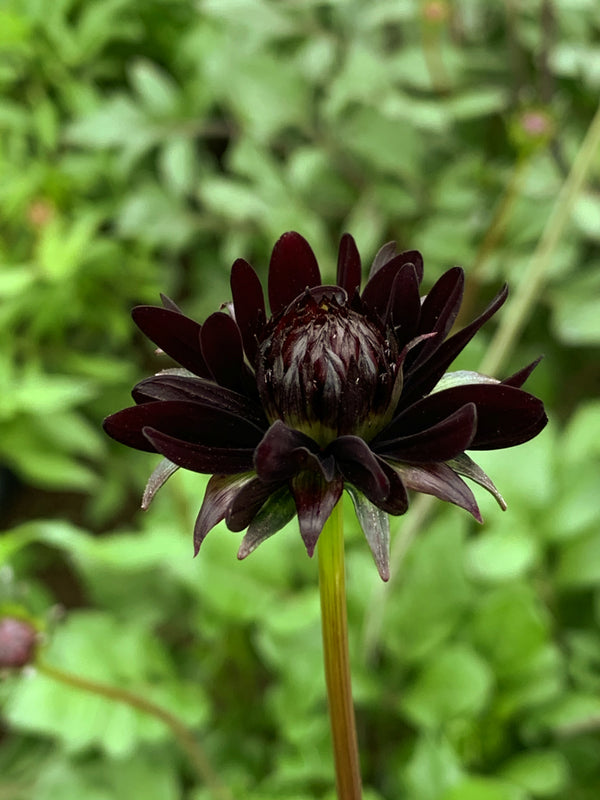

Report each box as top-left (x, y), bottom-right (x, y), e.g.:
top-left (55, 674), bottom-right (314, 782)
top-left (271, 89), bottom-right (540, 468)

top-left (256, 290), bottom-right (400, 445)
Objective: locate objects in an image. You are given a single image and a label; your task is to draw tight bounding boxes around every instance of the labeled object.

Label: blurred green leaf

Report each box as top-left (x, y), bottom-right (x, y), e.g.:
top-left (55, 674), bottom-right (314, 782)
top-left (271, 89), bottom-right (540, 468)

top-left (381, 520), bottom-right (471, 663)
top-left (5, 610), bottom-right (208, 757)
top-left (556, 531), bottom-right (600, 588)
top-left (338, 107), bottom-right (423, 180)
top-left (552, 267), bottom-right (600, 344)
top-left (159, 136), bottom-right (198, 197)
top-left (403, 734), bottom-right (464, 800)
top-left (441, 776), bottom-right (527, 800)
top-left (402, 644), bottom-right (493, 728)
top-left (469, 584), bottom-right (550, 678)
top-left (129, 60), bottom-right (180, 116)
top-left (498, 750), bottom-right (569, 798)
top-left (466, 528), bottom-right (538, 583)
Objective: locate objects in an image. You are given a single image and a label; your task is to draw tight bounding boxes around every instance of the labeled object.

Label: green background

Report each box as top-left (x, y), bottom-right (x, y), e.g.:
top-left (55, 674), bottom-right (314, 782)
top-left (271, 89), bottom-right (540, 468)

top-left (1, 1), bottom-right (599, 798)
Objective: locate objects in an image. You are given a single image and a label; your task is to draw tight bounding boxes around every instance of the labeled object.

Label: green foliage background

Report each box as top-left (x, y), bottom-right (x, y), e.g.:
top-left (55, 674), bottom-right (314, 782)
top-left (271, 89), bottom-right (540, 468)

top-left (1, 1), bottom-right (599, 798)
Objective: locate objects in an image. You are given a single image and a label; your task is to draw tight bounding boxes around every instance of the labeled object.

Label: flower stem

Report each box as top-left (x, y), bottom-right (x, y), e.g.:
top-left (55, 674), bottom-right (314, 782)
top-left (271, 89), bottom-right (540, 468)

top-left (318, 499), bottom-right (362, 800)
top-left (35, 659), bottom-right (233, 800)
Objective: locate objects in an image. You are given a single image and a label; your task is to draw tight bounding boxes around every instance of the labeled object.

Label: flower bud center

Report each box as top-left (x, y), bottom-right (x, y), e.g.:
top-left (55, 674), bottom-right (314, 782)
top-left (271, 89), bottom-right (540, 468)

top-left (256, 292), bottom-right (399, 444)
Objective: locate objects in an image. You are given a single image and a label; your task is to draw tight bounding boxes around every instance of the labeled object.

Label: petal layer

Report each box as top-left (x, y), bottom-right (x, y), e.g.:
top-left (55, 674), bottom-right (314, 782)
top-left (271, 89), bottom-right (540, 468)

top-left (268, 232), bottom-right (321, 314)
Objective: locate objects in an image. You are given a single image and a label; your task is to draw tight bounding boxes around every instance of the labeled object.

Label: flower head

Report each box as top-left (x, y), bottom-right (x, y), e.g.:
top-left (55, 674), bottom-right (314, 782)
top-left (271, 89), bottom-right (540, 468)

top-left (104, 233), bottom-right (546, 579)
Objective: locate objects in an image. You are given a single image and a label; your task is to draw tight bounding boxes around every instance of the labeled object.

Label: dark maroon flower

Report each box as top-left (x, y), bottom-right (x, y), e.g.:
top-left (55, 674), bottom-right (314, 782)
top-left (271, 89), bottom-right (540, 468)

top-left (104, 232), bottom-right (547, 580)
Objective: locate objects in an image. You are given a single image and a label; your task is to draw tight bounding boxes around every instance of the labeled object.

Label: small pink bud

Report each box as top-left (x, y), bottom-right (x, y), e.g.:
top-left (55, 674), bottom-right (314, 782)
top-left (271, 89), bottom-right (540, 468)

top-left (0, 616), bottom-right (38, 669)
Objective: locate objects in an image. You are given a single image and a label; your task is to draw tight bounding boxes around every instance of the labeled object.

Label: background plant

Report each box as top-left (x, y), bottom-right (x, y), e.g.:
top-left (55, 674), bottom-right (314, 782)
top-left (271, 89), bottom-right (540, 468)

top-left (1, 1), bottom-right (599, 798)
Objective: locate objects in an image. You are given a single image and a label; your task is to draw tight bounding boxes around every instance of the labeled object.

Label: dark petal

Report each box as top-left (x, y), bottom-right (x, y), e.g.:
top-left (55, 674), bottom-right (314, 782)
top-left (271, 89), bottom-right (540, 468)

top-left (104, 400), bottom-right (264, 452)
top-left (268, 231), bottom-right (321, 314)
top-left (501, 356), bottom-right (543, 388)
top-left (369, 243), bottom-right (424, 283)
top-left (336, 233), bottom-right (362, 296)
top-left (226, 476), bottom-right (282, 532)
top-left (254, 421), bottom-right (335, 482)
top-left (200, 312), bottom-right (245, 392)
top-left (230, 258), bottom-right (266, 364)
top-left (160, 293), bottom-right (183, 313)
top-left (194, 473), bottom-right (255, 553)
top-left (369, 241), bottom-right (396, 278)
top-left (327, 436), bottom-right (390, 504)
top-left (387, 264), bottom-right (421, 344)
top-left (345, 486), bottom-right (390, 581)
top-left (402, 284), bottom-right (509, 403)
top-left (237, 485), bottom-right (297, 559)
top-left (392, 461), bottom-right (482, 522)
top-left (291, 471), bottom-right (343, 557)
top-left (388, 384), bottom-right (547, 450)
top-left (143, 426), bottom-right (256, 474)
top-left (371, 457), bottom-right (409, 515)
top-left (132, 374), bottom-right (268, 428)
top-left (132, 306), bottom-right (211, 378)
top-left (374, 402), bottom-right (477, 463)
top-left (362, 252), bottom-right (424, 319)
top-left (447, 453), bottom-right (507, 510)
top-left (141, 458), bottom-right (179, 509)
top-left (409, 267), bottom-right (464, 367)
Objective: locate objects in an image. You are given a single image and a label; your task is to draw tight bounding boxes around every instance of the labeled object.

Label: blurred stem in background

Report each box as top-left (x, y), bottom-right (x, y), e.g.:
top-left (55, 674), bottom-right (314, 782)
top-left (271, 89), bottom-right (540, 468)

top-left (420, 1), bottom-right (452, 94)
top-left (35, 659), bottom-right (234, 800)
top-left (318, 499), bottom-right (362, 800)
top-left (480, 99), bottom-right (600, 375)
top-left (363, 98), bottom-right (600, 661)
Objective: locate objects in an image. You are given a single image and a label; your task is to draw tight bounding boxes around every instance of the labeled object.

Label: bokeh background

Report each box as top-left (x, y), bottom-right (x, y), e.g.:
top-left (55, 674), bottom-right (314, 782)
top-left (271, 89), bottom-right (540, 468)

top-left (1, 1), bottom-right (600, 798)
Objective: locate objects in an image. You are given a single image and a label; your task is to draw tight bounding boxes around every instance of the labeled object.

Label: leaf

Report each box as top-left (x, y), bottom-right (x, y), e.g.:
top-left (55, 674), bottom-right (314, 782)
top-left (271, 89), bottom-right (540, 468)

top-left (562, 400), bottom-right (600, 463)
top-left (552, 266), bottom-right (600, 344)
top-left (403, 734), bottom-right (464, 800)
top-left (5, 611), bottom-right (208, 757)
top-left (159, 136), bottom-right (198, 196)
top-left (117, 186), bottom-right (197, 249)
top-left (34, 751), bottom-right (180, 800)
top-left (380, 519), bottom-right (471, 663)
top-left (402, 644), bottom-right (493, 728)
top-left (499, 750), bottom-right (569, 797)
top-left (66, 96), bottom-right (150, 149)
top-left (441, 776), bottom-right (527, 800)
top-left (214, 52), bottom-right (310, 140)
top-left (525, 692), bottom-right (600, 738)
top-left (128, 59), bottom-right (180, 117)
top-left (556, 531), bottom-right (600, 588)
top-left (0, 264), bottom-right (35, 297)
top-left (0, 421), bottom-right (99, 490)
top-left (466, 528), bottom-right (538, 583)
top-left (443, 88), bottom-right (508, 120)
top-left (325, 41), bottom-right (392, 116)
top-left (198, 177), bottom-right (269, 224)
top-left (37, 212), bottom-right (100, 281)
top-left (338, 106), bottom-right (422, 180)
top-left (469, 584), bottom-right (551, 678)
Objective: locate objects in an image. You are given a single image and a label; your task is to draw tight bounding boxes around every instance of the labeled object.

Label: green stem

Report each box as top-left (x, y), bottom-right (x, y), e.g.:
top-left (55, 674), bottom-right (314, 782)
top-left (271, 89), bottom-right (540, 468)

top-left (36, 660), bottom-right (233, 800)
top-left (318, 499), bottom-right (362, 800)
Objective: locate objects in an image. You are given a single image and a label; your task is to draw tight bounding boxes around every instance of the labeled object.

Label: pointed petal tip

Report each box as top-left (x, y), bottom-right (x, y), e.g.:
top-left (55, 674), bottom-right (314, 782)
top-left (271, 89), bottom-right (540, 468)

top-left (303, 541), bottom-right (318, 558)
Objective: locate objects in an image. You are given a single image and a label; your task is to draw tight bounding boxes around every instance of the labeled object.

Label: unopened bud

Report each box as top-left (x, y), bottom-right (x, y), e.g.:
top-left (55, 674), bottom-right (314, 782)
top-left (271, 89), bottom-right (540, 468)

top-left (0, 616), bottom-right (38, 669)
